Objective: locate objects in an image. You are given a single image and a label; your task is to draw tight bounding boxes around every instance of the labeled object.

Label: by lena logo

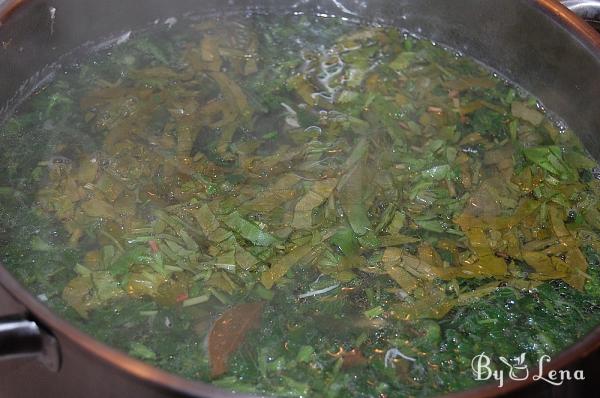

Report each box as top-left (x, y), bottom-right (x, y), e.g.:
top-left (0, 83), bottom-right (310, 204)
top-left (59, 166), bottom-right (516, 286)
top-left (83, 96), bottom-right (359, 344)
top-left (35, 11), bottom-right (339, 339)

top-left (471, 352), bottom-right (585, 388)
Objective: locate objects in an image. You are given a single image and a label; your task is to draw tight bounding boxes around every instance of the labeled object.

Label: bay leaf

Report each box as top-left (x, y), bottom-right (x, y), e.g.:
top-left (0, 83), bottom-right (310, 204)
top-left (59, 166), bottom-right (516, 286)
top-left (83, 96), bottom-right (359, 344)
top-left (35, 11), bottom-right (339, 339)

top-left (208, 302), bottom-right (265, 377)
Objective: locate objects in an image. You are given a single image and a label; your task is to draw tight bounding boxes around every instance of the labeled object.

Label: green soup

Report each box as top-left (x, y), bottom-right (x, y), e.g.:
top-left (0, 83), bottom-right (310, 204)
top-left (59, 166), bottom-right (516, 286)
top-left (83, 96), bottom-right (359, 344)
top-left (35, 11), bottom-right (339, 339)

top-left (1, 14), bottom-right (599, 397)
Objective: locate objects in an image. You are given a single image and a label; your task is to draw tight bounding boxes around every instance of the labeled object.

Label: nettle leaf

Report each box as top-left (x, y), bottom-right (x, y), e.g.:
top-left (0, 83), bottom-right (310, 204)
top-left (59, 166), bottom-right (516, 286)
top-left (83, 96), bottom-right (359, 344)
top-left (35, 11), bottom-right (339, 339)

top-left (330, 227), bottom-right (359, 256)
top-left (522, 146), bottom-right (577, 180)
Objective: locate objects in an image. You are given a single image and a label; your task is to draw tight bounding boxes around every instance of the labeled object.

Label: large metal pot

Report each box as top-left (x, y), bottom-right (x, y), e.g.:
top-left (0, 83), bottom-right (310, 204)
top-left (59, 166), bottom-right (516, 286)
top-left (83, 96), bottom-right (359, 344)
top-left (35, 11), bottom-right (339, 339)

top-left (1, 1), bottom-right (600, 397)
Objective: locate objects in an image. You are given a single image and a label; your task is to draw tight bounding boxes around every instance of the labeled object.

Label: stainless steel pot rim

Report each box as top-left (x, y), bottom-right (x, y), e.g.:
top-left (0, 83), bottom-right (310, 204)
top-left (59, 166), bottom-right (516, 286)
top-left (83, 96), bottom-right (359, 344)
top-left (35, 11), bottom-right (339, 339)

top-left (540, 0), bottom-right (600, 52)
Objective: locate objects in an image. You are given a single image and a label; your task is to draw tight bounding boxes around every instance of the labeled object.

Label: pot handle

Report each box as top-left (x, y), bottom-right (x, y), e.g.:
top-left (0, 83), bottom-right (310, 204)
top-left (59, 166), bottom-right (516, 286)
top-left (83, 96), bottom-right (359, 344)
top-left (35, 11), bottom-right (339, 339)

top-left (0, 315), bottom-right (61, 372)
top-left (561, 1), bottom-right (600, 28)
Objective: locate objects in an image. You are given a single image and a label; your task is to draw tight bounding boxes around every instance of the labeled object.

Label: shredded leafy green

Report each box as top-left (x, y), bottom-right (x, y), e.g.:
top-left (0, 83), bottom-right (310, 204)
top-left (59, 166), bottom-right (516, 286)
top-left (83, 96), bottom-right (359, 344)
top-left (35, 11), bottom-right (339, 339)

top-left (1, 13), bottom-right (599, 398)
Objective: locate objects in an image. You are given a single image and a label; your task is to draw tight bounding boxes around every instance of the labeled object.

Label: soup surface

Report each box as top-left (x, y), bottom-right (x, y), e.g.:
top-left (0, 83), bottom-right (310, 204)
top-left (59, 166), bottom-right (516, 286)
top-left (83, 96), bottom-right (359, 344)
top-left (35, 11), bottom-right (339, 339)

top-left (1, 14), bottom-right (600, 397)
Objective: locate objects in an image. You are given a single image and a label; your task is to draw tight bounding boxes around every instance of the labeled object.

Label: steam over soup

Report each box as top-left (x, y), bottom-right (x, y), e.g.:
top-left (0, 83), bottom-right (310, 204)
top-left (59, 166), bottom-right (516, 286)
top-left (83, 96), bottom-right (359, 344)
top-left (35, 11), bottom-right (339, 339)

top-left (1, 14), bottom-right (600, 397)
